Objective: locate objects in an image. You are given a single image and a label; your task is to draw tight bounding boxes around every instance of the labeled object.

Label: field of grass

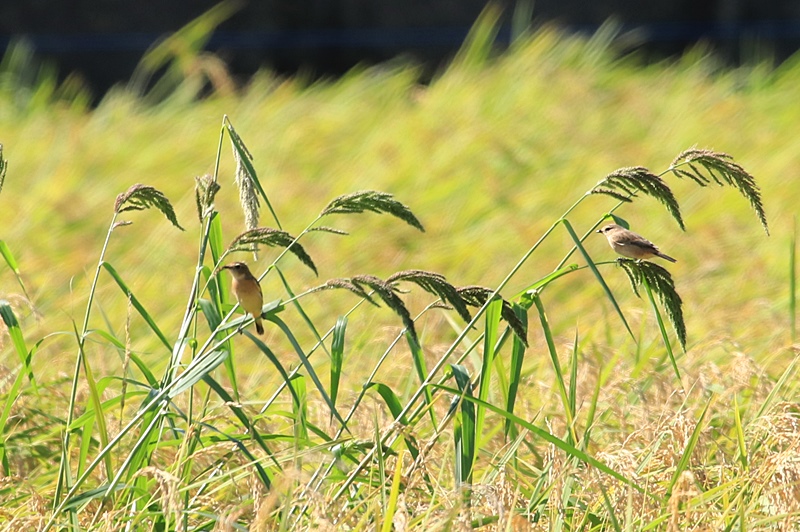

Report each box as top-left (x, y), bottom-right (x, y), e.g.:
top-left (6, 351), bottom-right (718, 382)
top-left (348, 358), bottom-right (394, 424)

top-left (1, 8), bottom-right (800, 530)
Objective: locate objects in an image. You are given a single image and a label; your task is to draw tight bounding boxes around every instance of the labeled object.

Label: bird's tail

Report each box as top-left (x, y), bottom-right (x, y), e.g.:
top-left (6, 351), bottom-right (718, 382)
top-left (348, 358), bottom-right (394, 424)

top-left (656, 252), bottom-right (677, 263)
top-left (255, 319), bottom-right (264, 335)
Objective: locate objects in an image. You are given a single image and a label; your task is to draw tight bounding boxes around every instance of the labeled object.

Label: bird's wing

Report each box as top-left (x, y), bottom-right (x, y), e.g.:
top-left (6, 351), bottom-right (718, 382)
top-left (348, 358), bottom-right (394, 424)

top-left (623, 237), bottom-right (659, 252)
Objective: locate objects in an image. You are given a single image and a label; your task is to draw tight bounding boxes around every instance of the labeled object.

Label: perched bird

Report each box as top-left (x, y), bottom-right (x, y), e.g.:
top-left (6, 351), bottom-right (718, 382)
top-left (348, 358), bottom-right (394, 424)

top-left (596, 224), bottom-right (677, 263)
top-left (221, 262), bottom-right (264, 334)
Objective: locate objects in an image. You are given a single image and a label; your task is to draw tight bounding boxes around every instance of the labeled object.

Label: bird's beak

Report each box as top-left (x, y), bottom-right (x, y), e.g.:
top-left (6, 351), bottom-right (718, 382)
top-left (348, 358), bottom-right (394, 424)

top-left (595, 229), bottom-right (603, 234)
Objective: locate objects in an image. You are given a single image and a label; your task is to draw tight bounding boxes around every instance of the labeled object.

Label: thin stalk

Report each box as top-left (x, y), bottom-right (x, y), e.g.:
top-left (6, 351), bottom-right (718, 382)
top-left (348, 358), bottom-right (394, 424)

top-left (54, 210), bottom-right (119, 509)
top-left (164, 120), bottom-right (227, 383)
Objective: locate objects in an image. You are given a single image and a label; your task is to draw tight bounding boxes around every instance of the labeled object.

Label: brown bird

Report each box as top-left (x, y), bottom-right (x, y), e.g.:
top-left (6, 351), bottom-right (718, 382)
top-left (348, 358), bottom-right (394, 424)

top-left (221, 262), bottom-right (264, 334)
top-left (596, 224), bottom-right (677, 263)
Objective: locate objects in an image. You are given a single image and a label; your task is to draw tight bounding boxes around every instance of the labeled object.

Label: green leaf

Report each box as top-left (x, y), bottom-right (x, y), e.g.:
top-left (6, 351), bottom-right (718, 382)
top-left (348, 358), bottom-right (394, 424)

top-left (0, 339), bottom-right (39, 472)
top-left (0, 240), bottom-right (32, 300)
top-left (643, 280), bottom-right (682, 381)
top-left (247, 332), bottom-right (301, 410)
top-left (504, 304), bottom-right (527, 439)
top-left (516, 264), bottom-right (579, 300)
top-left (476, 298), bottom-right (502, 448)
top-left (610, 214), bottom-right (630, 229)
top-left (102, 262), bottom-right (172, 352)
top-left (367, 380), bottom-right (425, 460)
top-left (73, 322), bottom-right (113, 478)
top-left (666, 397), bottom-right (713, 499)
top-left (330, 316), bottom-right (347, 409)
top-left (0, 301), bottom-right (35, 389)
top-left (733, 394), bottom-right (747, 470)
top-left (435, 383), bottom-right (648, 495)
top-left (63, 483), bottom-right (127, 511)
top-left (291, 375), bottom-right (309, 443)
top-left (451, 364), bottom-right (476, 488)
top-left (561, 219), bottom-right (633, 339)
top-left (532, 294), bottom-right (577, 444)
top-left (168, 349), bottom-right (229, 398)
top-left (264, 316), bottom-right (350, 432)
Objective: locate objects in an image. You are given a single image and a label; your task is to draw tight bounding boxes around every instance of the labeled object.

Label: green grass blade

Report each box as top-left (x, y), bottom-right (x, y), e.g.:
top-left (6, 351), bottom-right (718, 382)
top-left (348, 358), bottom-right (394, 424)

top-left (291, 375), bottom-right (309, 444)
top-left (733, 394), bottom-right (747, 470)
top-left (382, 449), bottom-right (405, 532)
top-left (561, 219), bottom-right (633, 339)
top-left (201, 374), bottom-right (278, 484)
top-left (434, 383), bottom-right (647, 495)
top-left (197, 297), bottom-right (237, 400)
top-left (666, 396), bottom-right (713, 499)
top-left (407, 331), bottom-right (436, 426)
top-left (208, 211), bottom-right (226, 267)
top-left (367, 383), bottom-right (410, 425)
top-left (532, 293), bottom-right (577, 444)
top-left (126, 352), bottom-right (159, 388)
top-left (581, 353), bottom-right (605, 451)
top-left (755, 355), bottom-right (798, 420)
top-left (264, 316), bottom-right (350, 432)
top-left (197, 298), bottom-right (223, 331)
top-left (514, 263), bottom-right (579, 299)
top-left (643, 279), bottom-right (682, 382)
top-left (274, 266), bottom-right (332, 362)
top-left (504, 304), bottom-right (527, 438)
top-left (366, 382), bottom-right (419, 459)
top-left (330, 316), bottom-right (347, 409)
top-left (73, 323), bottom-right (113, 482)
top-left (569, 329), bottom-right (579, 426)
top-left (168, 349), bottom-right (229, 398)
top-left (0, 300), bottom-right (36, 389)
top-left (476, 298), bottom-right (502, 445)
top-left (247, 332), bottom-right (302, 408)
top-left (0, 240), bottom-right (32, 301)
top-left (63, 484), bottom-right (127, 511)
top-left (0, 350), bottom-right (32, 472)
top-left (451, 364), bottom-right (476, 491)
top-left (598, 480), bottom-right (623, 532)
top-left (102, 262), bottom-right (172, 352)
top-left (451, 3), bottom-right (502, 69)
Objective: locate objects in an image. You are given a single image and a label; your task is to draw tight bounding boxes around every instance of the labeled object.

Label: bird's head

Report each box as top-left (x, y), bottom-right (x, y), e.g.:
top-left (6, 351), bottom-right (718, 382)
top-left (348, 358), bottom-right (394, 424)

top-left (597, 224), bottom-right (622, 234)
top-left (221, 261), bottom-right (252, 279)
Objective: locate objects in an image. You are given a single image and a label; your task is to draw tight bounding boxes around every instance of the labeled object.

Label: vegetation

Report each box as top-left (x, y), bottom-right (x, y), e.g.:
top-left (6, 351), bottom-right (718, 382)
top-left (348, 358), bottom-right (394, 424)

top-left (1, 6), bottom-right (798, 530)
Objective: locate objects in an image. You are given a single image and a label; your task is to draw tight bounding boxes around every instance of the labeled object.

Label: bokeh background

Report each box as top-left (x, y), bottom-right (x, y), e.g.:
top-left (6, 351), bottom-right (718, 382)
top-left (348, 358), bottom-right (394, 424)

top-left (4, 0), bottom-right (800, 96)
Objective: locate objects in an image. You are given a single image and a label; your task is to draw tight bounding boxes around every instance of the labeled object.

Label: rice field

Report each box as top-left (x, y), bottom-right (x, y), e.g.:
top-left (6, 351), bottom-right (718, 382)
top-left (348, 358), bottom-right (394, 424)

top-left (1, 9), bottom-right (800, 530)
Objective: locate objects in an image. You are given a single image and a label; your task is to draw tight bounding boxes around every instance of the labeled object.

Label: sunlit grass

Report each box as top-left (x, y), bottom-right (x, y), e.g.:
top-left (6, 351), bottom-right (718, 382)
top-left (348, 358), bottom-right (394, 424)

top-left (1, 7), bottom-right (800, 530)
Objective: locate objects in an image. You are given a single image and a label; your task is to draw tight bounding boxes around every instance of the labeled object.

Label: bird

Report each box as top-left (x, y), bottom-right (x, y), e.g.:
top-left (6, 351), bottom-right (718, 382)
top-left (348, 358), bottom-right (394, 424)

top-left (221, 261), bottom-right (264, 334)
top-left (596, 223), bottom-right (677, 263)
